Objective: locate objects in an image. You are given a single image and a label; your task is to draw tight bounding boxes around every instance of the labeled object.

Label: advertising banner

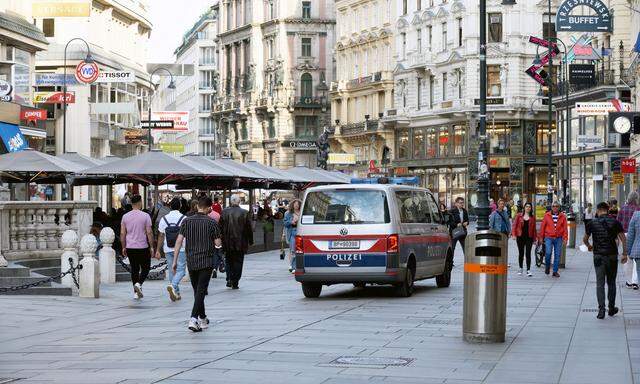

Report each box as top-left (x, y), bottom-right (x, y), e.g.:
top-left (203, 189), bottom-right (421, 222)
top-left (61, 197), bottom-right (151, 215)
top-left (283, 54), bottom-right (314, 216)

top-left (621, 159), bottom-right (636, 174)
top-left (33, 91), bottom-right (75, 104)
top-left (160, 143), bottom-right (185, 153)
top-left (95, 71), bottom-right (135, 83)
top-left (0, 122), bottom-right (28, 152)
top-left (575, 101), bottom-right (631, 116)
top-left (35, 73), bottom-right (79, 86)
top-left (32, 1), bottom-right (91, 17)
top-left (145, 111), bottom-right (189, 131)
top-left (328, 153), bottom-right (356, 165)
top-left (556, 0), bottom-right (612, 32)
top-left (569, 64), bottom-right (595, 85)
top-left (124, 129), bottom-right (147, 145)
top-left (576, 134), bottom-right (603, 148)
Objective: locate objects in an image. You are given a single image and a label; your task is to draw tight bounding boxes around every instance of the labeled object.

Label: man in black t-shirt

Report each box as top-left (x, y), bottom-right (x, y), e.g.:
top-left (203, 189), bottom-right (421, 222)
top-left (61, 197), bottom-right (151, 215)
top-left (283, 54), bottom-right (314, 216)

top-left (584, 202), bottom-right (628, 319)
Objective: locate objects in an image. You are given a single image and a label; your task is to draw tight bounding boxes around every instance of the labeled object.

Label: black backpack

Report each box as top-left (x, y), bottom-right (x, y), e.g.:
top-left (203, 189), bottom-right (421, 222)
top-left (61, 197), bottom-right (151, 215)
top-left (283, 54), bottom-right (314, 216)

top-left (163, 215), bottom-right (184, 248)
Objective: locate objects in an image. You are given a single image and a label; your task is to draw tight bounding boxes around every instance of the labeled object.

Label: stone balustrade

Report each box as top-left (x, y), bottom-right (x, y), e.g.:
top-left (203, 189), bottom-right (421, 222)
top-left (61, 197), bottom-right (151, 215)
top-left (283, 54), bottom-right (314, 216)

top-left (0, 201), bottom-right (97, 265)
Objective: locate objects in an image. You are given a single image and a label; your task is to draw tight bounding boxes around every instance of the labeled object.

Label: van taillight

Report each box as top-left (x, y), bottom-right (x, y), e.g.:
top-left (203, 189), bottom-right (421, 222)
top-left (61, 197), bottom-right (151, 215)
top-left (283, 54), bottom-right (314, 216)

top-left (295, 235), bottom-right (304, 253)
top-left (387, 234), bottom-right (399, 253)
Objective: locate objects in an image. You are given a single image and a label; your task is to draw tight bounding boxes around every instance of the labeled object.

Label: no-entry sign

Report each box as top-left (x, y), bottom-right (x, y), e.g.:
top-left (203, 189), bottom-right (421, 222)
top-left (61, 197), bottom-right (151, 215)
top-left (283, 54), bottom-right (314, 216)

top-left (75, 60), bottom-right (99, 84)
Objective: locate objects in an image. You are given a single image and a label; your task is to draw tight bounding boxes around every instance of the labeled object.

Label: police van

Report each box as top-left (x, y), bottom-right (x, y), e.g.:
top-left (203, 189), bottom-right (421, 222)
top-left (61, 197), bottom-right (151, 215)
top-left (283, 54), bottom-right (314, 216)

top-left (294, 177), bottom-right (453, 298)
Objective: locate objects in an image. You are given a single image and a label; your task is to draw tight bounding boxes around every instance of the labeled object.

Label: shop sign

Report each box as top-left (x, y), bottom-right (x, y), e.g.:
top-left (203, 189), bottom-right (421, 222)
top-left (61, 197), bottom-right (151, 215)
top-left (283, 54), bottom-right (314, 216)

top-left (32, 1), bottom-right (91, 17)
top-left (33, 91), bottom-right (75, 104)
top-left (0, 95), bottom-right (12, 102)
top-left (489, 157), bottom-right (510, 168)
top-left (75, 60), bottom-right (100, 84)
top-left (610, 156), bottom-right (622, 173)
top-left (160, 143), bottom-right (185, 153)
top-left (621, 158), bottom-right (636, 174)
top-left (35, 73), bottom-right (79, 86)
top-left (20, 108), bottom-right (47, 123)
top-left (575, 100), bottom-right (631, 116)
top-left (569, 64), bottom-right (595, 85)
top-left (141, 120), bottom-right (174, 129)
top-left (556, 0), bottom-right (612, 32)
top-left (124, 129), bottom-right (147, 145)
top-left (281, 140), bottom-right (317, 149)
top-left (0, 122), bottom-right (28, 152)
top-left (0, 80), bottom-right (12, 97)
top-left (576, 134), bottom-right (603, 148)
top-left (145, 111), bottom-right (189, 131)
top-left (328, 153), bottom-right (356, 165)
top-left (95, 71), bottom-right (135, 83)
top-left (394, 167), bottom-right (410, 176)
top-left (612, 172), bottom-right (624, 185)
top-left (474, 98), bottom-right (504, 105)
top-left (441, 101), bottom-right (453, 108)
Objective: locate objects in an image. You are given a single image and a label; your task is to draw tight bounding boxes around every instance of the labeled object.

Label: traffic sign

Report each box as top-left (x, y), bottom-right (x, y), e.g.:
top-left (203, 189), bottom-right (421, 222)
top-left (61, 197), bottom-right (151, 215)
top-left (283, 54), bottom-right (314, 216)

top-left (141, 120), bottom-right (174, 129)
top-left (75, 60), bottom-right (99, 84)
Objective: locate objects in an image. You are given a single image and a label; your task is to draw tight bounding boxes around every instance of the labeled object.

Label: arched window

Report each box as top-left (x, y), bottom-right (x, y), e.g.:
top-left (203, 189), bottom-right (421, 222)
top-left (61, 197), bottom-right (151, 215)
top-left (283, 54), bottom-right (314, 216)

top-left (300, 73), bottom-right (313, 98)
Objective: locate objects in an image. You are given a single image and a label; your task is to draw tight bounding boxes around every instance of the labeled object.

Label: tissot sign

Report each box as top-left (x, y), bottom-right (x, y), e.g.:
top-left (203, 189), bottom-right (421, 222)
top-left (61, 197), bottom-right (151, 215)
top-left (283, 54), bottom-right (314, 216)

top-left (556, 0), bottom-right (612, 32)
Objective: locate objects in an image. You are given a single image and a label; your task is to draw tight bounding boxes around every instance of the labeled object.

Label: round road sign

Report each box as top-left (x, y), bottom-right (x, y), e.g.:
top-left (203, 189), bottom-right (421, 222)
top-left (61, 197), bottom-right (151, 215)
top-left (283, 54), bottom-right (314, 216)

top-left (75, 61), bottom-right (99, 84)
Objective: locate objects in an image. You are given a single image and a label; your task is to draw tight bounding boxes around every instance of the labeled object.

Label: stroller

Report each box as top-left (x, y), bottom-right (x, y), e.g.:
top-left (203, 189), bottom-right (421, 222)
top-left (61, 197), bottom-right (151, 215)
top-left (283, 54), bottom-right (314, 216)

top-left (535, 242), bottom-right (545, 267)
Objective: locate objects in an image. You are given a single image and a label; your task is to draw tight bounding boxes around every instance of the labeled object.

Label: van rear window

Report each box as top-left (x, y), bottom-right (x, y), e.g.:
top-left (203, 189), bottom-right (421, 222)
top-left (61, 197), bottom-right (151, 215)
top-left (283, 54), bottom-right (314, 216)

top-left (302, 190), bottom-right (390, 224)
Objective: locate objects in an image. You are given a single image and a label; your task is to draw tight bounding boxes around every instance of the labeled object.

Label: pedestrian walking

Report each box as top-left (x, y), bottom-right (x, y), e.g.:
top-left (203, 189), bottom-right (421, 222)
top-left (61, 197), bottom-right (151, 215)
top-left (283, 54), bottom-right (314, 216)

top-left (583, 202), bottom-right (627, 319)
top-left (120, 194), bottom-right (155, 299)
top-left (609, 199), bottom-right (619, 217)
top-left (171, 196), bottom-right (221, 332)
top-left (448, 197), bottom-right (469, 256)
top-left (617, 192), bottom-right (640, 289)
top-left (284, 199), bottom-right (301, 273)
top-left (489, 198), bottom-right (497, 213)
top-left (538, 201), bottom-right (567, 277)
top-left (584, 203), bottom-right (594, 229)
top-left (156, 197), bottom-right (186, 302)
top-left (512, 203), bottom-right (537, 276)
top-left (219, 194), bottom-right (253, 289)
top-left (489, 199), bottom-right (511, 235)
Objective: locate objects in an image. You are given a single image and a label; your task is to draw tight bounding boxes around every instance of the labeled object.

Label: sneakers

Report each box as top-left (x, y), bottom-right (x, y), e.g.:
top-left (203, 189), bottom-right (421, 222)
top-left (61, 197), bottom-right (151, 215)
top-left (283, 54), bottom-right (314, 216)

top-left (133, 283), bottom-right (143, 298)
top-left (198, 317), bottom-right (210, 329)
top-left (288, 267), bottom-right (294, 273)
top-left (226, 281), bottom-right (232, 288)
top-left (527, 270), bottom-right (533, 277)
top-left (597, 308), bottom-right (606, 319)
top-left (188, 318), bottom-right (202, 332)
top-left (608, 307), bottom-right (619, 317)
top-left (517, 269), bottom-right (523, 276)
top-left (133, 292), bottom-right (140, 300)
top-left (552, 272), bottom-right (560, 278)
top-left (626, 282), bottom-right (633, 289)
top-left (167, 285), bottom-right (178, 302)
top-left (634, 284), bottom-right (639, 290)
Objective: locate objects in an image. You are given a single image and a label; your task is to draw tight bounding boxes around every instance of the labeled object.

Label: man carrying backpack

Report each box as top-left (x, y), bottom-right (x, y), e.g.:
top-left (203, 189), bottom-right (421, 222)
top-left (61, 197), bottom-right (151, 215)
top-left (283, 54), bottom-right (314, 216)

top-left (156, 197), bottom-right (186, 301)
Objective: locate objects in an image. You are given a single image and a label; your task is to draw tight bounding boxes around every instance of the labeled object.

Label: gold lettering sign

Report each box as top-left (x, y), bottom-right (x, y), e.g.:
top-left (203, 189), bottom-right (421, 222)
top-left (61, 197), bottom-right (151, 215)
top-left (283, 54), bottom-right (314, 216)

top-left (33, 2), bottom-right (91, 17)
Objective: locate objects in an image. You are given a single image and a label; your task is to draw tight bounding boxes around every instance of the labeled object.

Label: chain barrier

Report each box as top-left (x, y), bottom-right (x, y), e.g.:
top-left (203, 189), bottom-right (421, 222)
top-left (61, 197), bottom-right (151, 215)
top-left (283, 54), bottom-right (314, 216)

top-left (116, 255), bottom-right (167, 280)
top-left (0, 257), bottom-right (82, 293)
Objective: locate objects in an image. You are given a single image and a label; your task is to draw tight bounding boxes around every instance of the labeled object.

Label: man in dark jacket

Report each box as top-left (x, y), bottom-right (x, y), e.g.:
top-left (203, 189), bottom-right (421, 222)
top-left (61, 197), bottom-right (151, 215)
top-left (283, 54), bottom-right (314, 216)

top-left (219, 194), bottom-right (254, 289)
top-left (449, 197), bottom-right (469, 256)
top-left (583, 202), bottom-right (627, 319)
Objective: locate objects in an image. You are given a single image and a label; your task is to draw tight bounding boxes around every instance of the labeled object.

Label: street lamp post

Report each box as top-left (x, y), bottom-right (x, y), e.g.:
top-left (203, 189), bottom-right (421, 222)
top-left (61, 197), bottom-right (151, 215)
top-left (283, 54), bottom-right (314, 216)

top-left (476, 0), bottom-right (490, 230)
top-left (62, 38), bottom-right (93, 154)
top-left (546, 3), bottom-right (554, 208)
top-left (146, 68), bottom-right (175, 150)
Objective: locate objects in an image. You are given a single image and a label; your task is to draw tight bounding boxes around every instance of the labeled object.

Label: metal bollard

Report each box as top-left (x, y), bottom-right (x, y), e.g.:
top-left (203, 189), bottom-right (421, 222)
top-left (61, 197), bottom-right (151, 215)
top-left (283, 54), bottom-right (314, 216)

top-left (60, 230), bottom-right (79, 289)
top-left (99, 228), bottom-right (116, 284)
top-left (567, 214), bottom-right (576, 249)
top-left (463, 230), bottom-right (508, 343)
top-left (79, 234), bottom-right (99, 298)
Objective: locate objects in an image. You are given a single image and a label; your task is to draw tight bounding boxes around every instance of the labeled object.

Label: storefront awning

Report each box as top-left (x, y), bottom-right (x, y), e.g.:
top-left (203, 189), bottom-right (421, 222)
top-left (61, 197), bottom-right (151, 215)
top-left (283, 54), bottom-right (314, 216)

top-left (19, 126), bottom-right (46, 138)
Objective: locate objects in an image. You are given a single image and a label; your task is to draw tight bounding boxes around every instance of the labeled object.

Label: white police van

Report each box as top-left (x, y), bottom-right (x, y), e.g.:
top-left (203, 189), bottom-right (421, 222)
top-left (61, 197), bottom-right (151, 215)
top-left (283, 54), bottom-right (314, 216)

top-left (294, 177), bottom-right (453, 298)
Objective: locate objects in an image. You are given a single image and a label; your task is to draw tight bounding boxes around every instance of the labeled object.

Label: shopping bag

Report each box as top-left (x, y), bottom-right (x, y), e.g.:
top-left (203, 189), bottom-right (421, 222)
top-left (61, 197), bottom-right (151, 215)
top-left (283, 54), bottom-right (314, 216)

top-left (623, 258), bottom-right (638, 285)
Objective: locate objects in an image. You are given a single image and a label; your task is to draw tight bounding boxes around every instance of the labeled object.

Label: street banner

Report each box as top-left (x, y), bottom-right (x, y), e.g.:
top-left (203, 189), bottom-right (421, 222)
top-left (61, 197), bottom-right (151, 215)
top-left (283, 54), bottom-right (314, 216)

top-left (612, 172), bottom-right (624, 185)
top-left (32, 1), bottom-right (91, 17)
top-left (145, 111), bottom-right (189, 131)
top-left (141, 120), bottom-right (175, 129)
top-left (75, 61), bottom-right (99, 84)
top-left (328, 153), bottom-right (356, 165)
top-left (160, 143), bottom-right (185, 153)
top-left (576, 134), bottom-right (603, 148)
top-left (556, 0), bottom-right (612, 32)
top-left (569, 64), bottom-right (595, 85)
top-left (575, 101), bottom-right (631, 116)
top-left (35, 73), bottom-right (79, 86)
top-left (95, 71), bottom-right (135, 83)
top-left (90, 102), bottom-right (136, 114)
top-left (0, 122), bottom-right (28, 152)
top-left (19, 109), bottom-right (47, 123)
top-left (33, 91), bottom-right (75, 104)
top-left (621, 159), bottom-right (636, 174)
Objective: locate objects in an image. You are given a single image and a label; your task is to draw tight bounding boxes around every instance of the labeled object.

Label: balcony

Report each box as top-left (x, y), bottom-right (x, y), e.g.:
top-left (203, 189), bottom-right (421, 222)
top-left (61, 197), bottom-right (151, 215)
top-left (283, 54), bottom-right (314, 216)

top-left (293, 96), bottom-right (327, 109)
top-left (339, 119), bottom-right (379, 136)
top-left (552, 69), bottom-right (629, 98)
top-left (346, 72), bottom-right (383, 90)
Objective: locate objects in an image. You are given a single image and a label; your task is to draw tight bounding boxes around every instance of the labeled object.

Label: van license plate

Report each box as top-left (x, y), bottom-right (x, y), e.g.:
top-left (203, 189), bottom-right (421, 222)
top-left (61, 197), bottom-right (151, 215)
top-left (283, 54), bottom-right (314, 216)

top-left (329, 240), bottom-right (360, 249)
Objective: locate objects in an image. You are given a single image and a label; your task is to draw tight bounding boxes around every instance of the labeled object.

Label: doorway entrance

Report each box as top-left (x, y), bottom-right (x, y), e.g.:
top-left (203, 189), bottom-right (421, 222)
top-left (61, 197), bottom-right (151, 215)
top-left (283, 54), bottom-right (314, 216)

top-left (490, 170), bottom-right (510, 201)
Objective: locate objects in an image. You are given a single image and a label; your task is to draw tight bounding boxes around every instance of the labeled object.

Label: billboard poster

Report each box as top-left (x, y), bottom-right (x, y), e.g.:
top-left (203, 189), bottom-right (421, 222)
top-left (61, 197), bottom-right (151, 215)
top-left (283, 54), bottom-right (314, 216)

top-left (145, 111), bottom-right (189, 131)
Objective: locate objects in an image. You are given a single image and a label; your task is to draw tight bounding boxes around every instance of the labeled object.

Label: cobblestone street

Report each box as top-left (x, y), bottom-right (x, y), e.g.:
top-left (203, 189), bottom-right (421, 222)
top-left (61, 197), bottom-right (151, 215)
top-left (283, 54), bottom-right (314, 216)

top-left (1, 230), bottom-right (640, 384)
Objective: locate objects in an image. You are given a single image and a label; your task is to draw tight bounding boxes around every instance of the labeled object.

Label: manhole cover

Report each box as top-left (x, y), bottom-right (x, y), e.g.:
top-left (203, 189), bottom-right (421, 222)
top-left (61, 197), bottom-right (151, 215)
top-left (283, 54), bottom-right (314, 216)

top-left (331, 357), bottom-right (413, 367)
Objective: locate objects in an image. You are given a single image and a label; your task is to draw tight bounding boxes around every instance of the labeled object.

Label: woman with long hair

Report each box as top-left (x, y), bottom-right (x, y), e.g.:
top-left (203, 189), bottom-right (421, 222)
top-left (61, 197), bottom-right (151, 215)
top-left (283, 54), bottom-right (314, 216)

top-left (284, 199), bottom-right (302, 273)
top-left (512, 202), bottom-right (537, 276)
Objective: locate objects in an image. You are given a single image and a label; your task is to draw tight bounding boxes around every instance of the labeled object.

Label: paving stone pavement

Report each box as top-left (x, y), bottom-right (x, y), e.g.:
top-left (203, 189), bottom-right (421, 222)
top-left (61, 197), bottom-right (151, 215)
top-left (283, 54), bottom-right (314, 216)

top-left (1, 225), bottom-right (640, 384)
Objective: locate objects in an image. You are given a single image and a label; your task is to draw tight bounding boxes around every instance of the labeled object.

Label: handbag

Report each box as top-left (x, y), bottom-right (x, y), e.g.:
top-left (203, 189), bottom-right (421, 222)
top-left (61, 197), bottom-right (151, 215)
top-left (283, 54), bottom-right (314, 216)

top-left (535, 242), bottom-right (545, 267)
top-left (451, 226), bottom-right (466, 240)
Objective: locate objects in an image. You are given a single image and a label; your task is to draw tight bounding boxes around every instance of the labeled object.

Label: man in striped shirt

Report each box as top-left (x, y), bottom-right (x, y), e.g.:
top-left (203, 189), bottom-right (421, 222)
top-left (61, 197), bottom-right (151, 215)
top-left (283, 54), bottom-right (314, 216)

top-left (172, 196), bottom-right (221, 332)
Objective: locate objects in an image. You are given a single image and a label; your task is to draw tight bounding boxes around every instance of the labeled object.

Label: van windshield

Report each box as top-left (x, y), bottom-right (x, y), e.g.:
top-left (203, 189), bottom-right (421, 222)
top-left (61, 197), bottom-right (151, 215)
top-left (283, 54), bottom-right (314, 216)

top-left (302, 189), bottom-right (390, 224)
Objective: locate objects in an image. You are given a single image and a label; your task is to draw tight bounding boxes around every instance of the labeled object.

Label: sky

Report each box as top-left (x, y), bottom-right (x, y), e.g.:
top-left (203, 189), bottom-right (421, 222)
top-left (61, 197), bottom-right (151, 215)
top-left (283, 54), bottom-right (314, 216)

top-left (147, 0), bottom-right (214, 63)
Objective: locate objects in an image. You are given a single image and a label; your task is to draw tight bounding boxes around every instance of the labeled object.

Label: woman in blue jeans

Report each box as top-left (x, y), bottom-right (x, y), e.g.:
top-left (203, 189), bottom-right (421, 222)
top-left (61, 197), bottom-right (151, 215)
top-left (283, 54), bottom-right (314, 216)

top-left (284, 199), bottom-right (301, 273)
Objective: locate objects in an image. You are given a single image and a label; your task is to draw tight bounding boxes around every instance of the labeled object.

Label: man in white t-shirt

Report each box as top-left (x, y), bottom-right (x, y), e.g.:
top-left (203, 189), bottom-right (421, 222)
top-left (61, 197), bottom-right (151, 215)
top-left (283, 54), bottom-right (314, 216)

top-left (156, 198), bottom-right (186, 301)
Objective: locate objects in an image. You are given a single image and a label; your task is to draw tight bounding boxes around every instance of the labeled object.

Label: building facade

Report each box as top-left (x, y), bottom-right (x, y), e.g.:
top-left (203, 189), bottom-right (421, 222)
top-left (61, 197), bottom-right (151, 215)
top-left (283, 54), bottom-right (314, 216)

top-left (329, 0), bottom-right (396, 174)
top-left (212, 0), bottom-right (335, 167)
top-left (385, 0), bottom-right (555, 209)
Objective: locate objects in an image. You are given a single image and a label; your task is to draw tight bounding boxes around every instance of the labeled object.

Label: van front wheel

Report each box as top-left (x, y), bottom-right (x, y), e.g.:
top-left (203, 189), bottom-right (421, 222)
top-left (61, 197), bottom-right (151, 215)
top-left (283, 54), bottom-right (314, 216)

top-left (302, 283), bottom-right (322, 298)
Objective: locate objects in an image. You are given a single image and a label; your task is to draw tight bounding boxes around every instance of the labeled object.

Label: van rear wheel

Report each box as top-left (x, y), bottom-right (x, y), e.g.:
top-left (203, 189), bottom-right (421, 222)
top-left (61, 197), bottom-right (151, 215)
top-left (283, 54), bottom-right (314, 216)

top-left (302, 283), bottom-right (322, 298)
top-left (396, 266), bottom-right (414, 297)
top-left (436, 253), bottom-right (453, 288)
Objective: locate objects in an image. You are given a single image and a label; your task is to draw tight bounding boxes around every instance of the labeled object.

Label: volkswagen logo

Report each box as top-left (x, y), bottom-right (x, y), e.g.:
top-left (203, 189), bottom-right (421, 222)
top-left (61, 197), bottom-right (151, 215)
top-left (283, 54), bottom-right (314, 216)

top-left (339, 227), bottom-right (348, 236)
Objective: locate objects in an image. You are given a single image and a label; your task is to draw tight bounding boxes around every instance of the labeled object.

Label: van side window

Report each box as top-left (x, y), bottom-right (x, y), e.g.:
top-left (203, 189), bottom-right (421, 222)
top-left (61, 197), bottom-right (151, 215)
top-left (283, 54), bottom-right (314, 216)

top-left (395, 191), bottom-right (418, 223)
top-left (426, 193), bottom-right (443, 224)
top-left (414, 191), bottom-right (432, 223)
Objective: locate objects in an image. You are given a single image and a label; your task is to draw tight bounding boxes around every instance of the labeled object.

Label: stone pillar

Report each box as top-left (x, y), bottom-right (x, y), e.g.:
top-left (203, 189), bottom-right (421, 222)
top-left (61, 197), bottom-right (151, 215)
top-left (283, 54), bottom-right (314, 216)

top-left (79, 234), bottom-right (99, 298)
top-left (0, 253), bottom-right (7, 267)
top-left (99, 227), bottom-right (116, 284)
top-left (60, 230), bottom-right (79, 289)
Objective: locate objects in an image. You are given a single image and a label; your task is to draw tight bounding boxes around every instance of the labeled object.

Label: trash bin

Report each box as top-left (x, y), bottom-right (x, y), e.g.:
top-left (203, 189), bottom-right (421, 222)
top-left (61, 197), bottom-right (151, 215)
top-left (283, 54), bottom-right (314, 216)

top-left (560, 241), bottom-right (567, 269)
top-left (567, 214), bottom-right (576, 249)
top-left (463, 230), bottom-right (508, 343)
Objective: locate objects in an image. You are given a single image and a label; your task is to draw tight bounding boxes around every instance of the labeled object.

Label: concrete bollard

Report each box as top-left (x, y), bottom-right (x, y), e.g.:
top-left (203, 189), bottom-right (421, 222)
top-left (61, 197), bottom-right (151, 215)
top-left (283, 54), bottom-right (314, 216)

top-left (60, 230), bottom-right (79, 289)
top-left (99, 228), bottom-right (116, 284)
top-left (79, 234), bottom-right (99, 298)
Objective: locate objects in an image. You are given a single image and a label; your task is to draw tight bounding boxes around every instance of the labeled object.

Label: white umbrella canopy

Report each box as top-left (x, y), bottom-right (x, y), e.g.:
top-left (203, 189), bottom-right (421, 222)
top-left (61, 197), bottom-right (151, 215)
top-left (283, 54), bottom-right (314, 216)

top-left (283, 166), bottom-right (351, 184)
top-left (57, 152), bottom-right (106, 170)
top-left (0, 148), bottom-right (85, 183)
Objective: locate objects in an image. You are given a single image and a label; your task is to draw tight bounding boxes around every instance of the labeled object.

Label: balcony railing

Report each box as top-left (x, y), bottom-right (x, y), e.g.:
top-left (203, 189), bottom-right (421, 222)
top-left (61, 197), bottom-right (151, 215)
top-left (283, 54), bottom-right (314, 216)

top-left (294, 96), bottom-right (327, 108)
top-left (552, 69), bottom-right (618, 97)
top-left (346, 72), bottom-right (383, 89)
top-left (339, 119), bottom-right (379, 136)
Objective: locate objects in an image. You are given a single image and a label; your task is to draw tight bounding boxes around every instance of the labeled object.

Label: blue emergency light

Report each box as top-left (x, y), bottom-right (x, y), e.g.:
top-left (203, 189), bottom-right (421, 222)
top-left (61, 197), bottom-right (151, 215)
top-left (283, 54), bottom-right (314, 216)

top-left (350, 176), bottom-right (419, 185)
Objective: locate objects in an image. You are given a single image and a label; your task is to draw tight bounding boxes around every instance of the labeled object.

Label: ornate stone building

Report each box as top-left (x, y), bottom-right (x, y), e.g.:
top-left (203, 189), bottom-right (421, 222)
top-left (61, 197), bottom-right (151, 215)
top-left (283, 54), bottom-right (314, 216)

top-left (329, 0), bottom-right (396, 175)
top-left (212, 0), bottom-right (335, 168)
top-left (385, 0), bottom-right (556, 208)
